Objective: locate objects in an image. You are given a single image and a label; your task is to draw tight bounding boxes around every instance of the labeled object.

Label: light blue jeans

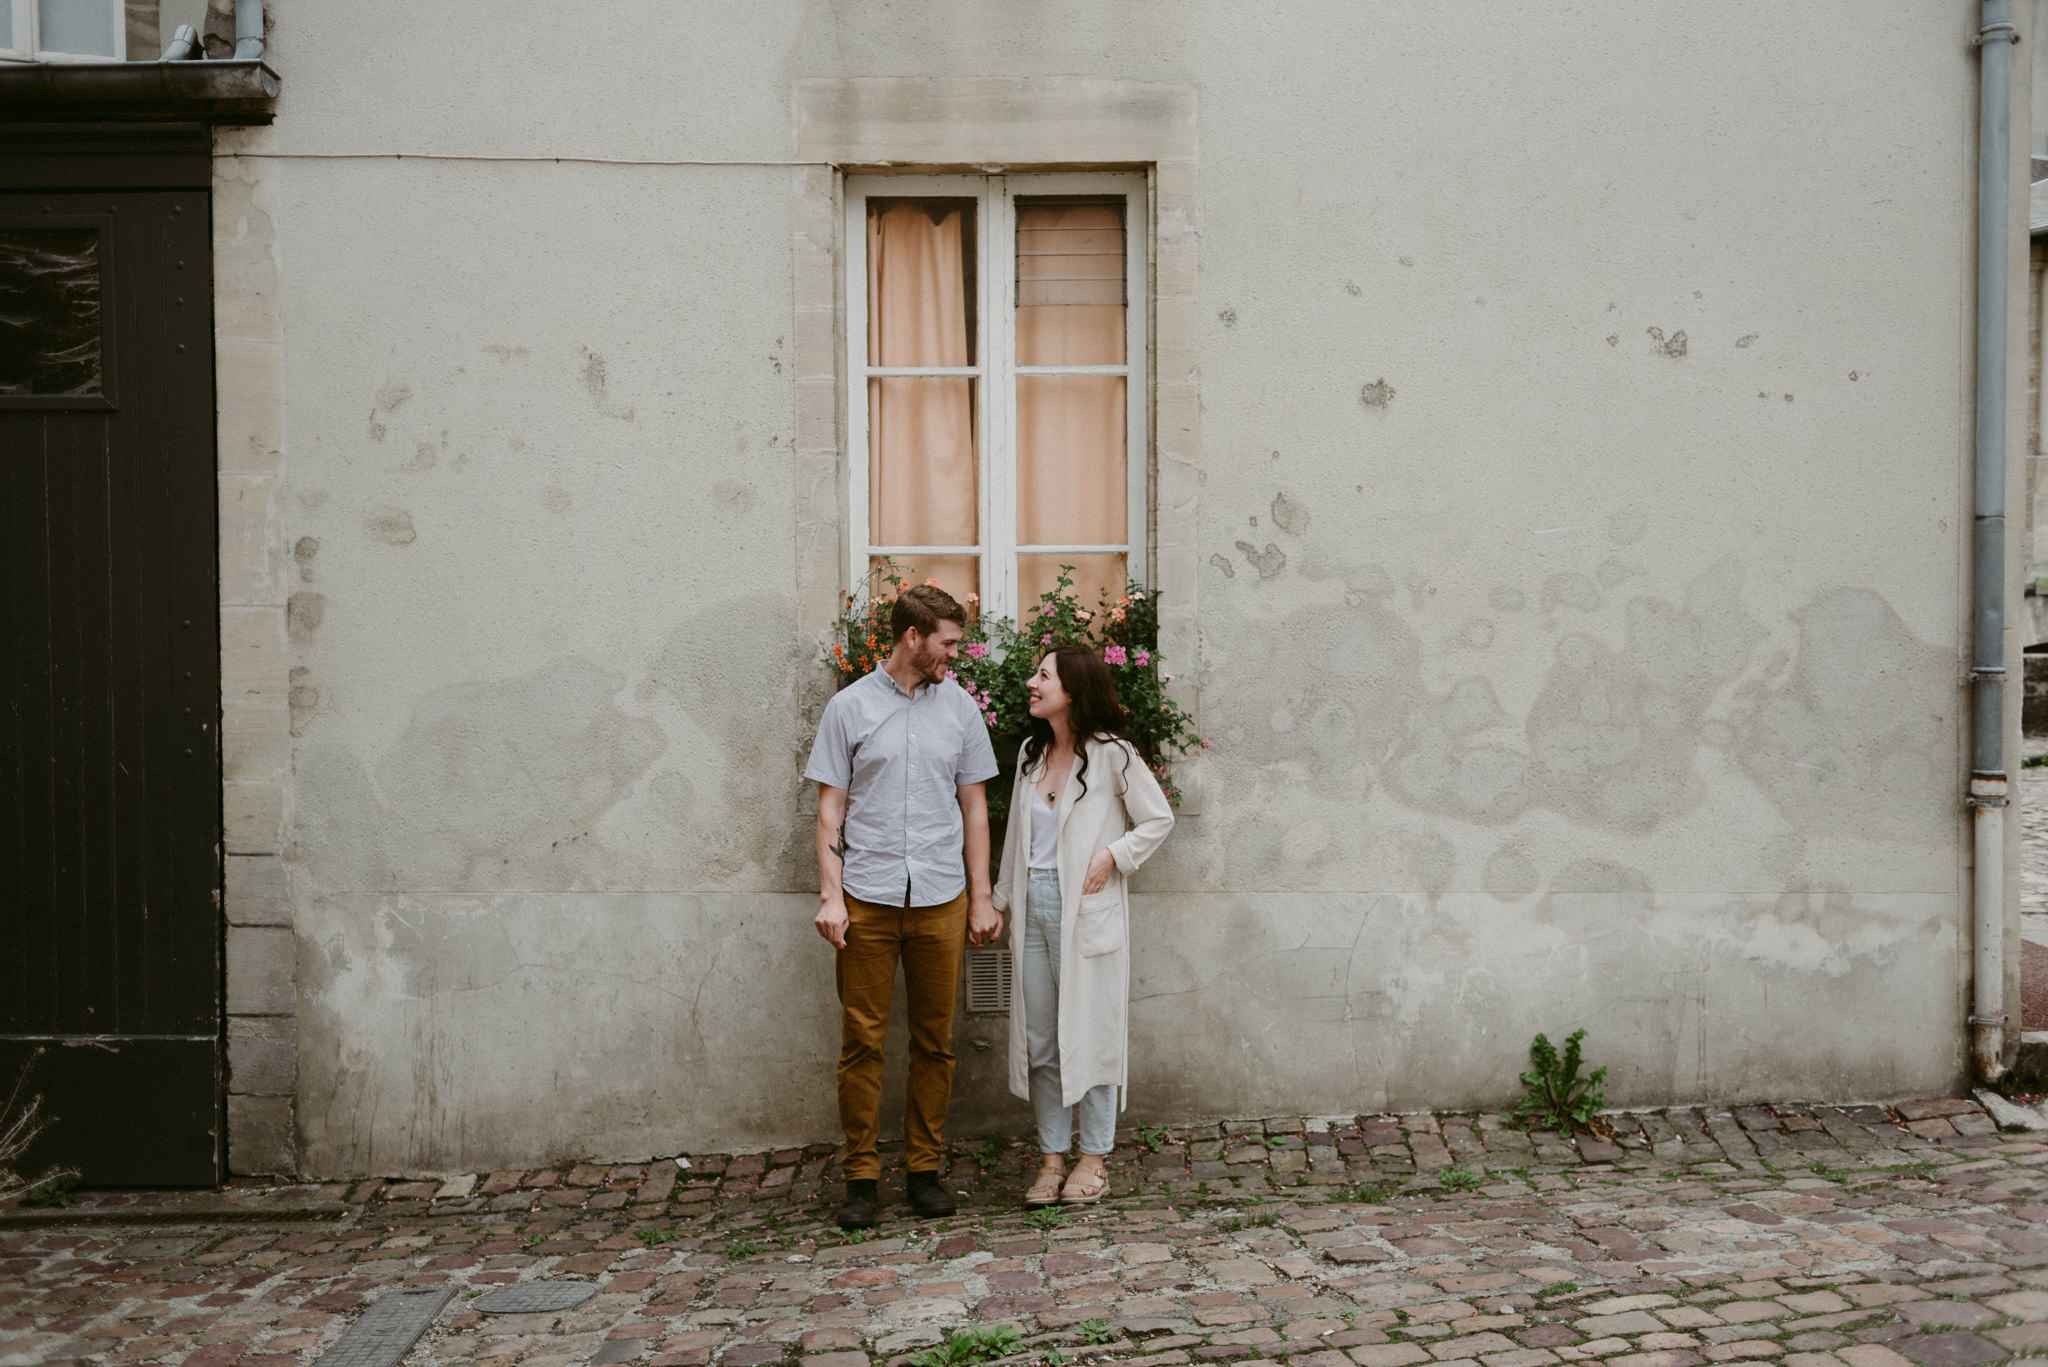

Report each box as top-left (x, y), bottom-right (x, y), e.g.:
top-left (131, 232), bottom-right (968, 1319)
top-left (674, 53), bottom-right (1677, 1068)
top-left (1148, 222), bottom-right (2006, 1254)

top-left (1023, 867), bottom-right (1117, 1155)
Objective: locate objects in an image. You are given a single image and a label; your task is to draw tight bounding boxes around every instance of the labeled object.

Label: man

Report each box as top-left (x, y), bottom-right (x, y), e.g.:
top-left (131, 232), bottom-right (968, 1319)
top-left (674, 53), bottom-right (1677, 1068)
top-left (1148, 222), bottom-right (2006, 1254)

top-left (806, 583), bottom-right (1002, 1229)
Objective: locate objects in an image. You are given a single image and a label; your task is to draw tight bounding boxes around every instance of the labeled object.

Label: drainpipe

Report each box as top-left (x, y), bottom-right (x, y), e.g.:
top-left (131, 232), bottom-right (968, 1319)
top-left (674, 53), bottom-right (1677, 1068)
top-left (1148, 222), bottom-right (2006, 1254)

top-left (1970, 0), bottom-right (2017, 1084)
top-left (232, 0), bottom-right (264, 60)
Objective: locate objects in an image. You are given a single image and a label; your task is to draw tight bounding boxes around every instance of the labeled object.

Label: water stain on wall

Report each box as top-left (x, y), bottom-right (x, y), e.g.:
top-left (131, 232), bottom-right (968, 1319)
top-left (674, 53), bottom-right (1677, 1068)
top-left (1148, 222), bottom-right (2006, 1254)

top-left (296, 658), bottom-right (666, 893)
top-left (645, 594), bottom-right (807, 887)
top-left (363, 506), bottom-right (416, 545)
top-left (287, 591), bottom-right (326, 644)
top-left (1271, 491), bottom-right (1311, 537)
top-left (1235, 540), bottom-right (1287, 579)
top-left (1726, 588), bottom-right (1952, 840)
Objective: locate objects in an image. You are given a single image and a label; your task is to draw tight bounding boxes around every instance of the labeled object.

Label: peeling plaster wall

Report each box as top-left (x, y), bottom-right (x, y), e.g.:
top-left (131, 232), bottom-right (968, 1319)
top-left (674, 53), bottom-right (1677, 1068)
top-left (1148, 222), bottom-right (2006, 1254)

top-left (226, 0), bottom-right (2011, 1175)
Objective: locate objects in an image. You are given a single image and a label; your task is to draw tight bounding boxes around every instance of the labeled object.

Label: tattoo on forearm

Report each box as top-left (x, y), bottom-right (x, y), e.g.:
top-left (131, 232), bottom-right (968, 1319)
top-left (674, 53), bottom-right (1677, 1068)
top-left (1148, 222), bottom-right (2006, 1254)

top-left (827, 826), bottom-right (846, 865)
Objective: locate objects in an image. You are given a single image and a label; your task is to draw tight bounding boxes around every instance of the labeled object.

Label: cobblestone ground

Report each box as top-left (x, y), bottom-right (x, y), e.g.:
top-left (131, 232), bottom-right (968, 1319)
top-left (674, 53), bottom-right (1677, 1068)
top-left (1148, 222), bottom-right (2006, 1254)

top-left (4, 1101), bottom-right (2047, 1367)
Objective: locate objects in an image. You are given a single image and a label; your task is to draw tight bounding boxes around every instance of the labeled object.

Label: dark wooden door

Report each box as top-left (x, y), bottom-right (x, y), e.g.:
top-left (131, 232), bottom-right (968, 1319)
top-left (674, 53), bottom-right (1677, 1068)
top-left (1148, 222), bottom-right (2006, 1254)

top-left (0, 164), bottom-right (223, 1186)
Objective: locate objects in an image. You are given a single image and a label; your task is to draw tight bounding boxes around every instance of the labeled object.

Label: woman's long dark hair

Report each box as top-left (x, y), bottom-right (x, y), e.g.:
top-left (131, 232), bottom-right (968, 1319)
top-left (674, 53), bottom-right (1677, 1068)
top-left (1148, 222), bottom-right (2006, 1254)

top-left (1021, 646), bottom-right (1144, 802)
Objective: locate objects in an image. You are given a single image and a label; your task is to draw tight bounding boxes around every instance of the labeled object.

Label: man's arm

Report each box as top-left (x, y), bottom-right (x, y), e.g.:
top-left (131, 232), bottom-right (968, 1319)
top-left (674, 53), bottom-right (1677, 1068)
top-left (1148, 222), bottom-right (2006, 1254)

top-left (958, 781), bottom-right (1000, 947)
top-left (815, 782), bottom-right (850, 949)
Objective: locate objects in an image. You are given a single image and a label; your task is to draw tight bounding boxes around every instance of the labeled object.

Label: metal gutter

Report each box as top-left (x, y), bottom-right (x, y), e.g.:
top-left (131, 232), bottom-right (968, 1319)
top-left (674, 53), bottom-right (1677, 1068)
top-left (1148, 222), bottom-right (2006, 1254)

top-left (0, 59), bottom-right (277, 123)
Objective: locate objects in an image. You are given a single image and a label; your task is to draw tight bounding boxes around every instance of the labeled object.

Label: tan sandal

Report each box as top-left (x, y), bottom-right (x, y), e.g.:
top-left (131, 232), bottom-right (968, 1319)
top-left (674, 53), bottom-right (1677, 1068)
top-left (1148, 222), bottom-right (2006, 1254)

top-left (1060, 1161), bottom-right (1108, 1205)
top-left (1025, 1164), bottom-right (1066, 1207)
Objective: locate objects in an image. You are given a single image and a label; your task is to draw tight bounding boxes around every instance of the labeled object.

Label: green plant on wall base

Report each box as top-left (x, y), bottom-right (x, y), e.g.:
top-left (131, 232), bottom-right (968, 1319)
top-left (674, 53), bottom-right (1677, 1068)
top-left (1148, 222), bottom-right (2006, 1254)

top-left (1511, 1029), bottom-right (1607, 1135)
top-left (825, 562), bottom-right (1205, 829)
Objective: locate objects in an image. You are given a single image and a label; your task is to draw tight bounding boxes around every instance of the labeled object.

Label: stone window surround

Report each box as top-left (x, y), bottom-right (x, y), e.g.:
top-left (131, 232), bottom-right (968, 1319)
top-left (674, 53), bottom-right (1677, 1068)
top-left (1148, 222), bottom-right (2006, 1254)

top-left (791, 78), bottom-right (1200, 745)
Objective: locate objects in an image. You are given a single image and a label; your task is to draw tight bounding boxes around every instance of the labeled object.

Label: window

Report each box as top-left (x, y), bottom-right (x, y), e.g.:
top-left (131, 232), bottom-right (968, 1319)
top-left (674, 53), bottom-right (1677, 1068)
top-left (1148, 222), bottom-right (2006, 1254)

top-left (2, 0), bottom-right (126, 61)
top-left (846, 172), bottom-right (1148, 619)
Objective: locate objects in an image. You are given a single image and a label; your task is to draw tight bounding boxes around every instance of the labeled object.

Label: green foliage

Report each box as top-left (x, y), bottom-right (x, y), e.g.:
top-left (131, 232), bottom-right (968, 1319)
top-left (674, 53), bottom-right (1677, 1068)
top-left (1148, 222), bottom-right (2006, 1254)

top-left (1511, 1029), bottom-right (1607, 1135)
top-left (1022, 1206), bottom-right (1068, 1230)
top-left (1075, 1320), bottom-right (1115, 1345)
top-left (840, 1228), bottom-right (875, 1245)
top-left (1132, 1125), bottom-right (1170, 1153)
top-left (20, 1175), bottom-right (76, 1208)
top-left (634, 1225), bottom-right (679, 1248)
top-left (825, 562), bottom-right (1206, 827)
top-left (1339, 1182), bottom-right (1395, 1204)
top-left (1215, 1212), bottom-right (1280, 1233)
top-left (1438, 1168), bottom-right (1482, 1193)
top-left (1044, 1351), bottom-right (1070, 1367)
top-left (1259, 1135), bottom-right (1286, 1151)
top-left (1531, 1280), bottom-right (1579, 1299)
top-left (722, 1235), bottom-right (768, 1260)
top-left (907, 1325), bottom-right (1026, 1367)
top-left (973, 1139), bottom-right (1007, 1170)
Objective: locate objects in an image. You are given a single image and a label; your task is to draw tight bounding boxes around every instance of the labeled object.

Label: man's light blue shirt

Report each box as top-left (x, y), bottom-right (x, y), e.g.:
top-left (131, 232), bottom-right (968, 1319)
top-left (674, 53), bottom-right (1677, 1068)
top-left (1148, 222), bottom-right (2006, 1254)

top-left (805, 668), bottom-right (1000, 906)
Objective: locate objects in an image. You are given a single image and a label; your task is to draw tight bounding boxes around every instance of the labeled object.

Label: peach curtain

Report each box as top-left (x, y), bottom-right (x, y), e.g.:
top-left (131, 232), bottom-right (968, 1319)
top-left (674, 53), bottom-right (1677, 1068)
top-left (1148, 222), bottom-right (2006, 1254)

top-left (1015, 202), bottom-right (1126, 610)
top-left (868, 200), bottom-right (978, 600)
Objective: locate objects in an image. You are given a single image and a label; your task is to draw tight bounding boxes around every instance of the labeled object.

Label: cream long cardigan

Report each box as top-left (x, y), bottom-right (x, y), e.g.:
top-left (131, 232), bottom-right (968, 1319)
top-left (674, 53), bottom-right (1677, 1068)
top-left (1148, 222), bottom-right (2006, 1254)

top-left (991, 735), bottom-right (1175, 1108)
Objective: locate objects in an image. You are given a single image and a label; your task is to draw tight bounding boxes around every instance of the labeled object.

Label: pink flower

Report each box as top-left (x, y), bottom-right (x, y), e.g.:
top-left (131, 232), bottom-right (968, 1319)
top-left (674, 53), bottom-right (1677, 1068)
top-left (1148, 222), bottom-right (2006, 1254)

top-left (1131, 590), bottom-right (1147, 601)
top-left (924, 577), bottom-right (942, 587)
top-left (984, 711), bottom-right (997, 725)
top-left (945, 670), bottom-right (958, 681)
top-left (1077, 609), bottom-right (1093, 622)
top-left (1133, 649), bottom-right (1151, 667)
top-left (964, 641), bottom-right (989, 658)
top-left (1041, 633), bottom-right (1052, 645)
top-left (1103, 645), bottom-right (1128, 665)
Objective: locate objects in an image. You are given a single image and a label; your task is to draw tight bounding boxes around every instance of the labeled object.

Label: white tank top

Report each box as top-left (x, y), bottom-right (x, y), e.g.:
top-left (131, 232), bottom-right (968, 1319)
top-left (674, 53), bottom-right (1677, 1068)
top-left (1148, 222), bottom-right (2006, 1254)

top-left (1029, 787), bottom-right (1059, 869)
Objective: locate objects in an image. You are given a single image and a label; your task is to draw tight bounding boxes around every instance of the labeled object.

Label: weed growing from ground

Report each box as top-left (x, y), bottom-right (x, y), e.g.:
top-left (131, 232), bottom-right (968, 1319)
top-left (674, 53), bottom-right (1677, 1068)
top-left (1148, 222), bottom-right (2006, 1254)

top-left (907, 1326), bottom-right (1025, 1367)
top-left (1022, 1206), bottom-right (1068, 1230)
top-left (1338, 1182), bottom-right (1395, 1204)
top-left (1511, 1029), bottom-right (1607, 1135)
top-left (722, 1235), bottom-right (768, 1260)
top-left (1075, 1320), bottom-right (1115, 1345)
top-left (1532, 1281), bottom-right (1579, 1299)
top-left (1438, 1168), bottom-right (1482, 1193)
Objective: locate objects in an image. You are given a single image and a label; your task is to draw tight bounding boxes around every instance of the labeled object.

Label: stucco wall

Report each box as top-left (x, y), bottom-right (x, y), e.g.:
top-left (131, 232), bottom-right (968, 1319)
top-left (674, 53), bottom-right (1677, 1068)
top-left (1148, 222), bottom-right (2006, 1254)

top-left (218, 0), bottom-right (2017, 1176)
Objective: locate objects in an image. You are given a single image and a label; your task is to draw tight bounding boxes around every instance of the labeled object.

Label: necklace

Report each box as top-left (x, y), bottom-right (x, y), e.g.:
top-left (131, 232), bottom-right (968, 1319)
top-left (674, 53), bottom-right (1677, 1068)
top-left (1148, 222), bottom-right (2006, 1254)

top-left (1038, 747), bottom-right (1072, 807)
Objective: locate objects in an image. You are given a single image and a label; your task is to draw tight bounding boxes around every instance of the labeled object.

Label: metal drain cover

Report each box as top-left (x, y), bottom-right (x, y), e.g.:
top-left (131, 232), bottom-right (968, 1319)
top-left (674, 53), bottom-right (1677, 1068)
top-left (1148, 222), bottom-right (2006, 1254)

top-left (472, 1281), bottom-right (598, 1315)
top-left (313, 1285), bottom-right (457, 1367)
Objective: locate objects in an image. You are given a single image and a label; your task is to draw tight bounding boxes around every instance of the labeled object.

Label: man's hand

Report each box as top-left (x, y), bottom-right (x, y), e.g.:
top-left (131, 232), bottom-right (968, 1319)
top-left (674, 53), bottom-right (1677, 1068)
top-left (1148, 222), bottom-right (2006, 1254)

top-left (967, 895), bottom-right (1002, 947)
top-left (815, 896), bottom-right (849, 950)
top-left (1082, 849), bottom-right (1116, 895)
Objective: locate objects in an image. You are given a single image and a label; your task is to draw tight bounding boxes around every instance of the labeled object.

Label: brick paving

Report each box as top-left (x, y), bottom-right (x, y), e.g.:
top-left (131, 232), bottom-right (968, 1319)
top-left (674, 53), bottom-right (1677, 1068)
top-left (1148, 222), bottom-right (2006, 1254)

top-left (4, 1102), bottom-right (2047, 1367)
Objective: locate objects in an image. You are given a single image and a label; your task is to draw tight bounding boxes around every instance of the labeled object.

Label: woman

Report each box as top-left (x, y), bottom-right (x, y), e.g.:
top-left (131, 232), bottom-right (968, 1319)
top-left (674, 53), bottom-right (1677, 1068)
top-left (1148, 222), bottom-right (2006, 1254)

top-left (991, 645), bottom-right (1175, 1205)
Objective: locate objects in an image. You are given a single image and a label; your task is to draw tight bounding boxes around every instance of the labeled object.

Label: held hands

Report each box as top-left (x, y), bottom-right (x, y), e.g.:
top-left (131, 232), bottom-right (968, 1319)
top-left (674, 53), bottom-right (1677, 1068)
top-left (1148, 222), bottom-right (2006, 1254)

top-left (967, 896), bottom-right (1003, 947)
top-left (1082, 849), bottom-right (1116, 895)
top-left (815, 896), bottom-right (849, 950)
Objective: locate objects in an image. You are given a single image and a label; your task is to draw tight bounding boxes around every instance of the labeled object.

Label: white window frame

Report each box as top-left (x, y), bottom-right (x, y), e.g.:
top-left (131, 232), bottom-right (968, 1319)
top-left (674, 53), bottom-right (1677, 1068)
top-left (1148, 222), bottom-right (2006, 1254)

top-left (845, 171), bottom-right (1149, 621)
top-left (1, 0), bottom-right (127, 62)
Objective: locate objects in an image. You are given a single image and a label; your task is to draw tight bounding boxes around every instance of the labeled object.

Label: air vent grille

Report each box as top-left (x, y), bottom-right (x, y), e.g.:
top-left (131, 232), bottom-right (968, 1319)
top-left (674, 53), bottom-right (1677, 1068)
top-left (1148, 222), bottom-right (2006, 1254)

top-left (964, 945), bottom-right (1013, 1014)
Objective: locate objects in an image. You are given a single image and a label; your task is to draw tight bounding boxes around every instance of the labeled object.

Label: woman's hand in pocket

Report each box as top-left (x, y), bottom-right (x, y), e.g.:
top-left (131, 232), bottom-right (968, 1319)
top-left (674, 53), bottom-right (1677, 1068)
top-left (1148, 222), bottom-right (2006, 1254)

top-left (1081, 849), bottom-right (1116, 895)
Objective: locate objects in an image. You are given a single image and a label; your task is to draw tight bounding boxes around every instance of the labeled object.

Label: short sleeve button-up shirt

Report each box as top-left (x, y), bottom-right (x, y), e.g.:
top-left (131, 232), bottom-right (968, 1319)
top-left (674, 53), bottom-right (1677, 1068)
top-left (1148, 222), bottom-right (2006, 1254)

top-left (804, 668), bottom-right (1000, 906)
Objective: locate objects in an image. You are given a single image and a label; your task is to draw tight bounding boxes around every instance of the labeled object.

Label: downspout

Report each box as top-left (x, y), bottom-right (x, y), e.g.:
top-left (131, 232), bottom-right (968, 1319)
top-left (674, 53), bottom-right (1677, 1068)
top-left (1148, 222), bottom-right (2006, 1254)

top-left (1971, 0), bottom-right (2017, 1084)
top-left (233, 0), bottom-right (264, 61)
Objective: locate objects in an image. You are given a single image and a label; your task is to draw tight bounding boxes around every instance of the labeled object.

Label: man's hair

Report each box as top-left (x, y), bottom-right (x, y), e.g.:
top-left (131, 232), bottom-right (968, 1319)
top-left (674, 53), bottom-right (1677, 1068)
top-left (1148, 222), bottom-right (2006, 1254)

top-left (890, 583), bottom-right (968, 641)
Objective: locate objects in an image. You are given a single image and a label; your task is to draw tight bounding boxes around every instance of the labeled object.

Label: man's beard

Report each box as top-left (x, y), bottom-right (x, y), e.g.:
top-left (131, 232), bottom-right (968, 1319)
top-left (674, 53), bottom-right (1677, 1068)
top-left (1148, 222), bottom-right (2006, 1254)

top-left (916, 645), bottom-right (950, 682)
